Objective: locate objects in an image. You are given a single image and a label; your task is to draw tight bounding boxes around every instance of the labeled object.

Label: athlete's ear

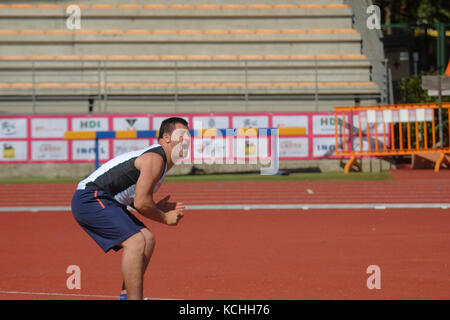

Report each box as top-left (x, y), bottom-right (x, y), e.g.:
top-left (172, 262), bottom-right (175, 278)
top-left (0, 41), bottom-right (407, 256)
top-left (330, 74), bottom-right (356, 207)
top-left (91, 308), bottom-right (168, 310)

top-left (162, 132), bottom-right (171, 144)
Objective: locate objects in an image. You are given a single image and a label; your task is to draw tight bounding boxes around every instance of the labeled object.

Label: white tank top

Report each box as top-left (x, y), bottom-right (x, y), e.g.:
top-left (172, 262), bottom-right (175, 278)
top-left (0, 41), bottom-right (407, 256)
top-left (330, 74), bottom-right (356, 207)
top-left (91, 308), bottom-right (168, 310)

top-left (77, 143), bottom-right (167, 206)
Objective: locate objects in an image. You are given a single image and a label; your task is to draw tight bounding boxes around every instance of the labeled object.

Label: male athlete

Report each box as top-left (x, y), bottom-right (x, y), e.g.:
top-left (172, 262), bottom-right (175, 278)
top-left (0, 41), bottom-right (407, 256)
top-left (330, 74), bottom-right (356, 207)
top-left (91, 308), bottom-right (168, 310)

top-left (71, 117), bottom-right (190, 300)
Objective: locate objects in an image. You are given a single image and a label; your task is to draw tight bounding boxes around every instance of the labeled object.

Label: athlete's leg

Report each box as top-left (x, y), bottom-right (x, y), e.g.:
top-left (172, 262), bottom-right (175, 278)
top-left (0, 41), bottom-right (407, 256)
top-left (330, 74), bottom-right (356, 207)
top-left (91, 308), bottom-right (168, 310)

top-left (120, 232), bottom-right (146, 300)
top-left (120, 228), bottom-right (155, 298)
top-left (140, 228), bottom-right (156, 274)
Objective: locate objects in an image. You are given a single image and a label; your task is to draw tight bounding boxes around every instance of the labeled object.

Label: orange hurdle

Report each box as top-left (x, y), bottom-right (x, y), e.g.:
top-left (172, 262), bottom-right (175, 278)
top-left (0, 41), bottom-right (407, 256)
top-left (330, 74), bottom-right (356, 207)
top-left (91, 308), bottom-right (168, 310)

top-left (334, 103), bottom-right (450, 173)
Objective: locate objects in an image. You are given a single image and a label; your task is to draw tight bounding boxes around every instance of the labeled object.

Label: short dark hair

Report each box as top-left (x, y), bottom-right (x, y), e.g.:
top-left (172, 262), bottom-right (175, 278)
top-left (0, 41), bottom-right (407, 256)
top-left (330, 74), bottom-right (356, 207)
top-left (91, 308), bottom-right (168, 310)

top-left (158, 117), bottom-right (189, 139)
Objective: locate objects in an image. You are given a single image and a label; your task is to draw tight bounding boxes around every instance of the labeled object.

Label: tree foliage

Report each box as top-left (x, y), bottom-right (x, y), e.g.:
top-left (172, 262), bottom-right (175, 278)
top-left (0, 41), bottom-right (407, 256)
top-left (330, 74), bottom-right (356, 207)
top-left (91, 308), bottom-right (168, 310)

top-left (373, 0), bottom-right (450, 24)
top-left (398, 73), bottom-right (449, 148)
top-left (398, 73), bottom-right (450, 104)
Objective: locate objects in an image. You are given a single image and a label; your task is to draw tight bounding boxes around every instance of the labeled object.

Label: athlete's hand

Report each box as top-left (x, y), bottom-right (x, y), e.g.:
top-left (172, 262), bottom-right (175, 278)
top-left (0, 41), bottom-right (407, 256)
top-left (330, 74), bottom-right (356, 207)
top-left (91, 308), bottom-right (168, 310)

top-left (164, 208), bottom-right (184, 226)
top-left (156, 195), bottom-right (185, 213)
top-left (157, 195), bottom-right (184, 225)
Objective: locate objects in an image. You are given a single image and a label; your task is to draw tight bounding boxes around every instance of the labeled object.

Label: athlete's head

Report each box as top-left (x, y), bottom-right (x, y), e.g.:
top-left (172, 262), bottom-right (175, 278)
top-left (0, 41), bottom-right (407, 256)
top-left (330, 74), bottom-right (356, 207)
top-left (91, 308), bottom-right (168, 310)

top-left (158, 117), bottom-right (190, 161)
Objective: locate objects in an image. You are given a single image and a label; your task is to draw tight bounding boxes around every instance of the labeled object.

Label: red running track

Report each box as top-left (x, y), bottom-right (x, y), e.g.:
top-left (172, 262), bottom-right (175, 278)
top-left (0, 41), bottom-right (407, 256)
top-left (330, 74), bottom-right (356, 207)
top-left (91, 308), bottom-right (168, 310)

top-left (0, 170), bottom-right (449, 207)
top-left (1, 210), bottom-right (450, 300)
top-left (0, 169), bottom-right (449, 300)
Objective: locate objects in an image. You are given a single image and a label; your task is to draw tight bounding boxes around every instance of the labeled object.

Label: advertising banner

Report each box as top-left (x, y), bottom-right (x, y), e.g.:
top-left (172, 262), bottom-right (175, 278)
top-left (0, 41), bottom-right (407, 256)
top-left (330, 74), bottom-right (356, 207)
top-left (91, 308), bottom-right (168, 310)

top-left (71, 117), bottom-right (109, 131)
top-left (0, 112), bottom-right (390, 163)
top-left (0, 141), bottom-right (27, 161)
top-left (232, 115), bottom-right (269, 129)
top-left (313, 114), bottom-right (348, 136)
top-left (113, 116), bottom-right (150, 131)
top-left (192, 116), bottom-right (230, 129)
top-left (32, 140), bottom-right (68, 161)
top-left (152, 116), bottom-right (190, 131)
top-left (113, 139), bottom-right (151, 157)
top-left (31, 118), bottom-right (68, 138)
top-left (312, 137), bottom-right (341, 158)
top-left (272, 115), bottom-right (309, 134)
top-left (0, 118), bottom-right (27, 139)
top-left (72, 140), bottom-right (109, 161)
top-left (279, 137), bottom-right (309, 158)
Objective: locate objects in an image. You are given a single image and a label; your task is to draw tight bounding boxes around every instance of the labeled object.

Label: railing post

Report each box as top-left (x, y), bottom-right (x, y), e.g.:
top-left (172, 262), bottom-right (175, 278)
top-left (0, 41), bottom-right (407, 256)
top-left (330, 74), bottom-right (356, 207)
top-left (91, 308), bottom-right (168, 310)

top-left (31, 61), bottom-right (36, 114)
top-left (244, 60), bottom-right (248, 111)
top-left (97, 60), bottom-right (102, 113)
top-left (103, 60), bottom-right (108, 113)
top-left (388, 66), bottom-right (394, 105)
top-left (314, 59), bottom-right (319, 111)
top-left (438, 75), bottom-right (444, 146)
top-left (334, 110), bottom-right (339, 156)
top-left (436, 23), bottom-right (446, 73)
top-left (94, 137), bottom-right (100, 169)
top-left (174, 60), bottom-right (179, 112)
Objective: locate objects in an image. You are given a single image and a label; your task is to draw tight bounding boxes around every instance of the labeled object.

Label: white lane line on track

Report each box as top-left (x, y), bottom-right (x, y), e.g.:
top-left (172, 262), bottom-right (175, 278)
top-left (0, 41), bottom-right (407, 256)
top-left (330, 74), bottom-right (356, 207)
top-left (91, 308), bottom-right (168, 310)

top-left (0, 290), bottom-right (178, 300)
top-left (0, 203), bottom-right (449, 212)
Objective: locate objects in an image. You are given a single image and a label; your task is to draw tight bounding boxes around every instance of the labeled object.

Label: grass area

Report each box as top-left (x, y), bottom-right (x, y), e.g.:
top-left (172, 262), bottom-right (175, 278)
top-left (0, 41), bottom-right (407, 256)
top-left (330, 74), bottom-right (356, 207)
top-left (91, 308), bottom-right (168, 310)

top-left (0, 171), bottom-right (392, 184)
top-left (0, 177), bottom-right (81, 184)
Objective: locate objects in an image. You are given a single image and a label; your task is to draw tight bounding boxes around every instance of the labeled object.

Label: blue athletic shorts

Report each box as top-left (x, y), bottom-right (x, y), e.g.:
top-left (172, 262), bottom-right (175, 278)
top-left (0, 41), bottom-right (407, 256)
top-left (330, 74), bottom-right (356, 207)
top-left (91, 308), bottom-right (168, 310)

top-left (71, 189), bottom-right (146, 252)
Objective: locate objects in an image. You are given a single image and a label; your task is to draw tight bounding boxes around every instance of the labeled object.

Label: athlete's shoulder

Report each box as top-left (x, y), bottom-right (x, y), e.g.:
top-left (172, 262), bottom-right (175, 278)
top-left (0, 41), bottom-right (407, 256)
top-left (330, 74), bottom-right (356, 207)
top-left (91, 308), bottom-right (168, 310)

top-left (134, 153), bottom-right (165, 188)
top-left (135, 147), bottom-right (165, 172)
top-left (140, 144), bottom-right (167, 164)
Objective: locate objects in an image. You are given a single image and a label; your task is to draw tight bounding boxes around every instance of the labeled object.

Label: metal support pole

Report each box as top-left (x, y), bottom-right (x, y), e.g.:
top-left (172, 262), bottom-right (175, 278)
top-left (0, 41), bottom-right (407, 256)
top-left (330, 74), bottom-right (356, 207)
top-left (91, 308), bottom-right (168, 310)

top-left (174, 61), bottom-right (179, 112)
top-left (97, 60), bottom-right (102, 113)
top-left (244, 61), bottom-right (248, 111)
top-left (314, 60), bottom-right (319, 111)
top-left (103, 60), bottom-right (108, 113)
top-left (436, 23), bottom-right (446, 73)
top-left (31, 61), bottom-right (36, 114)
top-left (388, 67), bottom-right (394, 105)
top-left (94, 137), bottom-right (100, 169)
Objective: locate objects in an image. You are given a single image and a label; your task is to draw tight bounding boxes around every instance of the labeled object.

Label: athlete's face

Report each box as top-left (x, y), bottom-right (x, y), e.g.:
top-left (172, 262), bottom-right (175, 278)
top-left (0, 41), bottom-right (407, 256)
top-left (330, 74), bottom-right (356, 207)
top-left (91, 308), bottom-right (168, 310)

top-left (169, 123), bottom-right (191, 161)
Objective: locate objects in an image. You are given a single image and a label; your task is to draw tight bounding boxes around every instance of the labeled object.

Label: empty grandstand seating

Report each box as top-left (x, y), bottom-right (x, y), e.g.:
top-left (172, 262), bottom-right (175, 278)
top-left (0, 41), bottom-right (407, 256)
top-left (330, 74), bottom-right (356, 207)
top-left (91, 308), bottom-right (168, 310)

top-left (0, 0), bottom-right (385, 114)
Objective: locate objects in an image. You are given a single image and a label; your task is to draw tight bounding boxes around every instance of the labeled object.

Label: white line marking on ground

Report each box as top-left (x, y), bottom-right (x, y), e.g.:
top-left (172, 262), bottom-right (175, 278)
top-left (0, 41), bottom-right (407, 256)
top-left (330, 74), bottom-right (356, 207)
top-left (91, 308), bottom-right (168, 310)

top-left (0, 290), bottom-right (178, 300)
top-left (0, 204), bottom-right (449, 212)
top-left (0, 206), bottom-right (71, 212)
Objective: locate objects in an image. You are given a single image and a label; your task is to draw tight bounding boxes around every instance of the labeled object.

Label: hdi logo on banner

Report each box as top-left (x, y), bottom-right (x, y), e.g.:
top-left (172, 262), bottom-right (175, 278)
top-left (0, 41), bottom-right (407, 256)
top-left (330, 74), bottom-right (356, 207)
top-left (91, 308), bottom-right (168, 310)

top-left (172, 121), bottom-right (280, 175)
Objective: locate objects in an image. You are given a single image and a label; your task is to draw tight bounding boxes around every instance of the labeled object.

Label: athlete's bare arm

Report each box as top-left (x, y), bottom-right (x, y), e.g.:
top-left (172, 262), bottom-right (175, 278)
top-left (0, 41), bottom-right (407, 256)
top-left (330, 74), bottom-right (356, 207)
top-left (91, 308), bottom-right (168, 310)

top-left (133, 152), bottom-right (184, 225)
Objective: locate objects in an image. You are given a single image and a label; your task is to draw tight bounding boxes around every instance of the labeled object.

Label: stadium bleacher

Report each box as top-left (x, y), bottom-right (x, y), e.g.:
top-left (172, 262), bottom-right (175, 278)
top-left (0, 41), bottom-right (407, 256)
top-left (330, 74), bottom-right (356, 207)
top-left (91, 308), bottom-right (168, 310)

top-left (0, 0), bottom-right (385, 114)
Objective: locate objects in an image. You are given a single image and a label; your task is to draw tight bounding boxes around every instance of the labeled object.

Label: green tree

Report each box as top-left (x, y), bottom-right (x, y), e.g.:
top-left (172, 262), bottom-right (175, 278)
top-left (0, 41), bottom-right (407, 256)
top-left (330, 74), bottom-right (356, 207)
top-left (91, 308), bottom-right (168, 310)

top-left (398, 73), bottom-right (449, 147)
top-left (398, 73), bottom-right (450, 103)
top-left (374, 0), bottom-right (450, 24)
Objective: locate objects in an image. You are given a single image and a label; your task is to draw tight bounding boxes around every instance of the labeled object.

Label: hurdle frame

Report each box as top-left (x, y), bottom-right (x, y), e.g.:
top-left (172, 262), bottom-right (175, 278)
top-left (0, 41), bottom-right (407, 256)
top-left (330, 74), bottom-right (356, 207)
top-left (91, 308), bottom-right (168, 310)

top-left (64, 127), bottom-right (306, 172)
top-left (334, 103), bottom-right (450, 173)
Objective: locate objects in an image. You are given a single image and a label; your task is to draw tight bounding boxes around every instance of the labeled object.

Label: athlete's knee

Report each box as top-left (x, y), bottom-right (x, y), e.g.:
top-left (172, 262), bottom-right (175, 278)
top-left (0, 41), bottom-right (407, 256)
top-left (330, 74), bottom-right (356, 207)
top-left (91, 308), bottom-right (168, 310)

top-left (121, 232), bottom-right (146, 253)
top-left (140, 228), bottom-right (155, 250)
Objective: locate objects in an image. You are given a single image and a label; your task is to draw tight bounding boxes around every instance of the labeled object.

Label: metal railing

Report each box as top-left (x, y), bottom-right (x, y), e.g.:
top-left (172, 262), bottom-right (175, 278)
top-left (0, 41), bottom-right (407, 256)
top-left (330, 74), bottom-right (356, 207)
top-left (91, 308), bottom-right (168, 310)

top-left (0, 58), bottom-right (386, 113)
